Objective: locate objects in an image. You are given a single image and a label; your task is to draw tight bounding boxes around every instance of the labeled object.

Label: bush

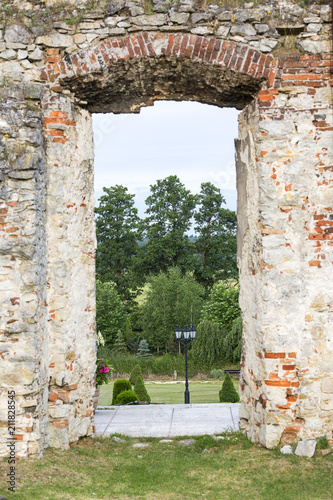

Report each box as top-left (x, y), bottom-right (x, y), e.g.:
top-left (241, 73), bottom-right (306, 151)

top-left (219, 373), bottom-right (240, 403)
top-left (134, 375), bottom-right (151, 402)
top-left (115, 390), bottom-right (138, 405)
top-left (112, 379), bottom-right (132, 405)
top-left (129, 364), bottom-right (142, 386)
top-left (210, 369), bottom-right (224, 379)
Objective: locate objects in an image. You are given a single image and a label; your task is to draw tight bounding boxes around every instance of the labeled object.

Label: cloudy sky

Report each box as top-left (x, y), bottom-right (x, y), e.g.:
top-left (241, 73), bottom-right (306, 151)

top-left (92, 101), bottom-right (240, 222)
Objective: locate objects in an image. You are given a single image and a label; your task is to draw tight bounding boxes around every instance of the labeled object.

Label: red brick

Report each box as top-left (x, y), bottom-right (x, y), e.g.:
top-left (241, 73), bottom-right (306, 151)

top-left (265, 380), bottom-right (290, 387)
top-left (264, 352), bottom-right (286, 358)
top-left (48, 392), bottom-right (58, 402)
top-left (165, 34), bottom-right (175, 57)
top-left (282, 365), bottom-right (295, 370)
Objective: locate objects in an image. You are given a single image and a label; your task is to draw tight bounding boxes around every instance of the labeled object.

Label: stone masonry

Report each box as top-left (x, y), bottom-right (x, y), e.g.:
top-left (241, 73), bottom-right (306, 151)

top-left (0, 0), bottom-right (332, 456)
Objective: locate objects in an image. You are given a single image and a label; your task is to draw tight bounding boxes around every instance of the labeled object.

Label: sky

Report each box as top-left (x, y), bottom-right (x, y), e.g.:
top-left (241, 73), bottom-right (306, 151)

top-left (92, 101), bottom-right (240, 222)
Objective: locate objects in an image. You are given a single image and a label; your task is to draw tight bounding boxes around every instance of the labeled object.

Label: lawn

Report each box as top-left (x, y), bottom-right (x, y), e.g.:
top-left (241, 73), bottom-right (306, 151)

top-left (1, 431), bottom-right (332, 500)
top-left (99, 380), bottom-right (240, 405)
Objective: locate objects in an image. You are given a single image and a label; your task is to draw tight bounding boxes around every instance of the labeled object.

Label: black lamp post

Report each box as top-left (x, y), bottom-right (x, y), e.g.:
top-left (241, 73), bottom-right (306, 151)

top-left (175, 324), bottom-right (196, 404)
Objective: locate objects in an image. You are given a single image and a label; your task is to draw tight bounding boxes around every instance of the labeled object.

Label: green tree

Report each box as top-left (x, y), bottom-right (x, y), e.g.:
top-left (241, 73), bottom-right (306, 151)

top-left (192, 320), bottom-right (223, 368)
top-left (219, 372), bottom-right (240, 403)
top-left (141, 267), bottom-right (205, 354)
top-left (134, 375), bottom-right (151, 402)
top-left (95, 185), bottom-right (141, 302)
top-left (136, 339), bottom-right (152, 358)
top-left (112, 330), bottom-right (128, 355)
top-left (138, 176), bottom-right (197, 275)
top-left (129, 364), bottom-right (142, 386)
top-left (201, 282), bottom-right (240, 332)
top-left (96, 280), bottom-right (125, 348)
top-left (112, 379), bottom-right (132, 404)
top-left (223, 316), bottom-right (243, 363)
top-left (194, 182), bottom-right (238, 288)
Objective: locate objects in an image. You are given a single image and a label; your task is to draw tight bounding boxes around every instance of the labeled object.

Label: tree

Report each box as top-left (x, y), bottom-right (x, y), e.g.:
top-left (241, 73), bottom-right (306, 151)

top-left (134, 375), bottom-right (151, 402)
top-left (223, 316), bottom-right (243, 363)
top-left (194, 182), bottom-right (238, 288)
top-left (95, 185), bottom-right (141, 302)
top-left (136, 340), bottom-right (152, 358)
top-left (96, 280), bottom-right (126, 348)
top-left (219, 372), bottom-right (240, 403)
top-left (201, 282), bottom-right (240, 332)
top-left (129, 364), bottom-right (142, 386)
top-left (192, 320), bottom-right (223, 367)
top-left (141, 267), bottom-right (205, 354)
top-left (112, 330), bottom-right (128, 355)
top-left (139, 176), bottom-right (197, 275)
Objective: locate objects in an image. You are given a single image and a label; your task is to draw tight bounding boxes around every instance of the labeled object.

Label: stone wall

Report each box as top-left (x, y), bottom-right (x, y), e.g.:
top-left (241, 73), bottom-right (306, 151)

top-left (0, 0), bottom-right (332, 457)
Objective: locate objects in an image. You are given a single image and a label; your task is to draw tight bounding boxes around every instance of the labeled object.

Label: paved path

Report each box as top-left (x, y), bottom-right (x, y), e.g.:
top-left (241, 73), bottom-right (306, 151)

top-left (94, 403), bottom-right (240, 438)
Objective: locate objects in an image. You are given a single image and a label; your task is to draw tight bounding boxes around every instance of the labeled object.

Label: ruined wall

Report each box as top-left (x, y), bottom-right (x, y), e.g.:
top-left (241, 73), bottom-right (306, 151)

top-left (0, 0), bottom-right (332, 457)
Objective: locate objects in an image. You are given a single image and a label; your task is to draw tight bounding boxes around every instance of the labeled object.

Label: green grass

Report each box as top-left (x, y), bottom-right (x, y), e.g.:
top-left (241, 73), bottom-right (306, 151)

top-left (99, 380), bottom-right (240, 405)
top-left (1, 432), bottom-right (333, 499)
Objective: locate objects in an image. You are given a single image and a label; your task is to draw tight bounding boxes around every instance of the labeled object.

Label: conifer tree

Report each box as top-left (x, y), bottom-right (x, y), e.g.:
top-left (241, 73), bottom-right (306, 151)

top-left (136, 340), bottom-right (152, 358)
top-left (134, 375), bottom-right (151, 402)
top-left (219, 372), bottom-right (240, 403)
top-left (112, 330), bottom-right (127, 355)
top-left (130, 364), bottom-right (142, 386)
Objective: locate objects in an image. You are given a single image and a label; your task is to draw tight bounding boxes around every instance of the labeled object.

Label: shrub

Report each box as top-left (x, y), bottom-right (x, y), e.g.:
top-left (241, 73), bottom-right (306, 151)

top-left (115, 390), bottom-right (138, 405)
top-left (210, 369), bottom-right (224, 379)
top-left (112, 379), bottom-right (132, 405)
top-left (219, 373), bottom-right (240, 403)
top-left (130, 364), bottom-right (142, 386)
top-left (134, 375), bottom-right (151, 402)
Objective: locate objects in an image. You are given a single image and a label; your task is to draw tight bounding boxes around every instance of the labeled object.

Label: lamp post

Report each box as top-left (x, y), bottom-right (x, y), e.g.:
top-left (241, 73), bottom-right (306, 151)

top-left (175, 324), bottom-right (196, 404)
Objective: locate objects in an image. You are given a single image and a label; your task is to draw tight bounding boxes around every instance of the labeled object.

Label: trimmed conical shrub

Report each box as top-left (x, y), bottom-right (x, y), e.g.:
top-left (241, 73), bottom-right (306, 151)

top-left (219, 373), bottom-right (240, 403)
top-left (130, 364), bottom-right (142, 386)
top-left (112, 379), bottom-right (132, 405)
top-left (134, 375), bottom-right (151, 402)
top-left (115, 389), bottom-right (138, 405)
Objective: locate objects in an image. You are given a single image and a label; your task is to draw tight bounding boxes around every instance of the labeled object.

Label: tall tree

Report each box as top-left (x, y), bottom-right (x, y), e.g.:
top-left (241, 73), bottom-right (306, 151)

top-left (141, 267), bottom-right (205, 354)
top-left (194, 182), bottom-right (238, 288)
top-left (139, 176), bottom-right (197, 275)
top-left (95, 185), bottom-right (141, 302)
top-left (96, 280), bottom-right (126, 348)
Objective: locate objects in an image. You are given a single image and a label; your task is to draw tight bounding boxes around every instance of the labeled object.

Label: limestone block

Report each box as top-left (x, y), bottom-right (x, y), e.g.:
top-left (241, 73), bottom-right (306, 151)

top-left (259, 424), bottom-right (283, 448)
top-left (295, 440), bottom-right (316, 457)
top-left (216, 26), bottom-right (230, 37)
top-left (230, 24), bottom-right (256, 37)
top-left (306, 23), bottom-right (322, 32)
top-left (134, 14), bottom-right (167, 26)
top-left (49, 405), bottom-right (70, 419)
top-left (255, 23), bottom-right (269, 33)
top-left (36, 34), bottom-right (73, 48)
top-left (266, 412), bottom-right (293, 426)
top-left (169, 12), bottom-right (190, 24)
top-left (281, 445), bottom-right (293, 454)
top-left (5, 25), bottom-right (32, 45)
top-left (191, 27), bottom-right (213, 35)
top-left (17, 50), bottom-right (28, 60)
top-left (129, 6), bottom-right (145, 16)
top-left (191, 13), bottom-right (211, 23)
top-left (0, 49), bottom-right (17, 60)
top-left (28, 48), bottom-right (44, 61)
top-left (298, 40), bottom-right (331, 53)
top-left (321, 396), bottom-right (333, 411)
top-left (322, 378), bottom-right (333, 394)
top-left (49, 426), bottom-right (69, 449)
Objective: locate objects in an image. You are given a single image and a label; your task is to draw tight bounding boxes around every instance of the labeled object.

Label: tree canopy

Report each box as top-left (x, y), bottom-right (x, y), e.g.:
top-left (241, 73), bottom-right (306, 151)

top-left (95, 185), bottom-right (141, 302)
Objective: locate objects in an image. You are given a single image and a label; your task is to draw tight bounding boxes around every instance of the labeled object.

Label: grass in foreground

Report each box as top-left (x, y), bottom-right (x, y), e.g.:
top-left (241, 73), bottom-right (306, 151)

top-left (1, 431), bottom-right (333, 499)
top-left (99, 380), bottom-right (240, 406)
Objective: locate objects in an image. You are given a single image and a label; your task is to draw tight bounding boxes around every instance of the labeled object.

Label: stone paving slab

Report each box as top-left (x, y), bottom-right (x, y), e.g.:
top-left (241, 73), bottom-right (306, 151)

top-left (94, 403), bottom-right (240, 438)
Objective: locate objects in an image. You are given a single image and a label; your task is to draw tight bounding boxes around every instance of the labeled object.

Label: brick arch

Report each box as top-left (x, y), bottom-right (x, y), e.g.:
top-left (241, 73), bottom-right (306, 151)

top-left (41, 33), bottom-right (277, 112)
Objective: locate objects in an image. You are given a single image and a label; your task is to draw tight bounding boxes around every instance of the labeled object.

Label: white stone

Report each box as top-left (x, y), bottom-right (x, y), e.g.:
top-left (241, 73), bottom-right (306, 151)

top-left (29, 47), bottom-right (44, 61)
top-left (295, 440), bottom-right (317, 457)
top-left (132, 443), bottom-right (149, 448)
top-left (280, 445), bottom-right (293, 455)
top-left (36, 34), bottom-right (73, 48)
